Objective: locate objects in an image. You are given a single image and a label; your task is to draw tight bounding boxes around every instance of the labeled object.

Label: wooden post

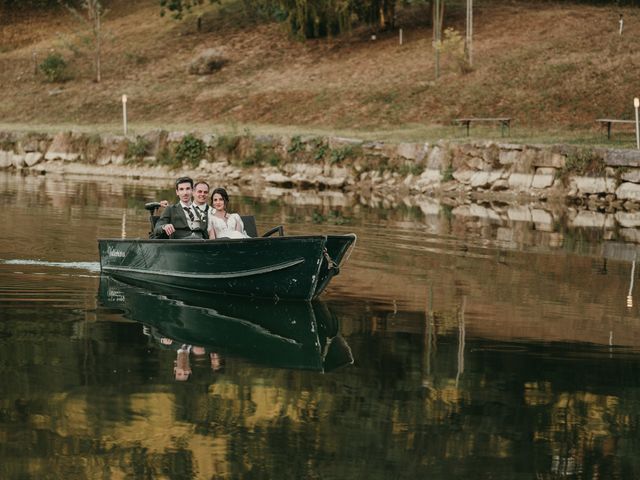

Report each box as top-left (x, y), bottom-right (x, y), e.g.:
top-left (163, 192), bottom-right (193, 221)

top-left (122, 94), bottom-right (128, 136)
top-left (455, 296), bottom-right (466, 387)
top-left (627, 259), bottom-right (635, 308)
top-left (399, 28), bottom-right (403, 45)
top-left (423, 284), bottom-right (435, 386)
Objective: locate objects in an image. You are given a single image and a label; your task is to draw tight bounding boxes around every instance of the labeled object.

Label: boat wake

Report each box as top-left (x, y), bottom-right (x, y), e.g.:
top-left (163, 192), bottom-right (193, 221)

top-left (0, 259), bottom-right (101, 273)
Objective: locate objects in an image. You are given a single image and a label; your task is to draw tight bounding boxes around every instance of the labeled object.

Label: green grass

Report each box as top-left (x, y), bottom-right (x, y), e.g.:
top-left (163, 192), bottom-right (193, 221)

top-left (1, 120), bottom-right (638, 148)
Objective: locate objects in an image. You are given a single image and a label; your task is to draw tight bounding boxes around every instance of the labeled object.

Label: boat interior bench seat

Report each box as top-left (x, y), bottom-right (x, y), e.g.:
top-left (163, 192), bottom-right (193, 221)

top-left (240, 215), bottom-right (284, 238)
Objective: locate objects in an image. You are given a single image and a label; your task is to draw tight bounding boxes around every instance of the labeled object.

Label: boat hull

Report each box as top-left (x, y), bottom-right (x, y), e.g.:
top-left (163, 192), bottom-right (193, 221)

top-left (98, 234), bottom-right (355, 301)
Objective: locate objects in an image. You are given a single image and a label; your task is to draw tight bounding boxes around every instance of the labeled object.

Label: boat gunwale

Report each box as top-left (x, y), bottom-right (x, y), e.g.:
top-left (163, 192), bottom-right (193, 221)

top-left (97, 234), bottom-right (353, 244)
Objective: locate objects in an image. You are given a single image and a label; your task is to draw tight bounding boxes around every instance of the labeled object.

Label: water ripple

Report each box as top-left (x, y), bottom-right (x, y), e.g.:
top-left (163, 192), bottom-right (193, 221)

top-left (0, 259), bottom-right (101, 273)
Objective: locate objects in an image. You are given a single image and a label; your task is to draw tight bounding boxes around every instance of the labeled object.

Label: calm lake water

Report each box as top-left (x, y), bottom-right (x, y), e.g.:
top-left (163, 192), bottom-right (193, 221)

top-left (2, 170), bottom-right (640, 479)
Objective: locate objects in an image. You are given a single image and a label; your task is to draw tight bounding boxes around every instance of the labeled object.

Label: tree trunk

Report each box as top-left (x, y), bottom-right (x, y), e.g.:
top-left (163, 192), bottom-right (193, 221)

top-left (96, 5), bottom-right (101, 83)
top-left (433, 0), bottom-right (444, 80)
top-left (465, 0), bottom-right (472, 67)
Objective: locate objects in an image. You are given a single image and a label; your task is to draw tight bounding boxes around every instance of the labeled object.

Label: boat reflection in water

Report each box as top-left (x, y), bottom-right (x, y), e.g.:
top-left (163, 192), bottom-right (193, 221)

top-left (98, 276), bottom-right (353, 376)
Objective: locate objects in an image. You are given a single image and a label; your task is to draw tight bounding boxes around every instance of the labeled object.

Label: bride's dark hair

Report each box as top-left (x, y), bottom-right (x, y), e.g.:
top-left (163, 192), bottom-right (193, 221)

top-left (210, 187), bottom-right (230, 211)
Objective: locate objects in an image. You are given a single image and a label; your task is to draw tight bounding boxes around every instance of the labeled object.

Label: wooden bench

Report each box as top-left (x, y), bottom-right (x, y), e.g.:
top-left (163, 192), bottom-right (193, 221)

top-left (453, 117), bottom-right (511, 137)
top-left (596, 118), bottom-right (636, 140)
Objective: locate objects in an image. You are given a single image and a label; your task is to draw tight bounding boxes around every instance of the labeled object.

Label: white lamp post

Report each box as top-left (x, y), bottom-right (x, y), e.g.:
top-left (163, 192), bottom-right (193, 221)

top-left (121, 211), bottom-right (126, 239)
top-left (122, 94), bottom-right (128, 136)
top-left (635, 97), bottom-right (639, 149)
top-left (619, 14), bottom-right (624, 35)
top-left (628, 259), bottom-right (636, 308)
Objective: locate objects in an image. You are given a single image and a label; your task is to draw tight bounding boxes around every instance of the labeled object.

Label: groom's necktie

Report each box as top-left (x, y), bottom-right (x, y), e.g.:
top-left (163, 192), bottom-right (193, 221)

top-left (183, 206), bottom-right (196, 222)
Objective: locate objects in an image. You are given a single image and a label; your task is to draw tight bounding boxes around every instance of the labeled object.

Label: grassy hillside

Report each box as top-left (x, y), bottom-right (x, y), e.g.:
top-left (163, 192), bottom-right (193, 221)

top-left (1, 0), bottom-right (639, 145)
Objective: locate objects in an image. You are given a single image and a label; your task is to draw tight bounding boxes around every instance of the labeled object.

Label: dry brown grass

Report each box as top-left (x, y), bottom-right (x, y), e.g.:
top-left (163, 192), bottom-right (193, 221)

top-left (1, 0), bottom-right (640, 144)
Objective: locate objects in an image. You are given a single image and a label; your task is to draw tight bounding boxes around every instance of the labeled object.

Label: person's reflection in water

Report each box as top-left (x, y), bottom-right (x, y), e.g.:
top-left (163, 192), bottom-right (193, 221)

top-left (210, 352), bottom-right (223, 372)
top-left (174, 345), bottom-right (192, 382)
top-left (172, 343), bottom-right (223, 381)
top-left (192, 346), bottom-right (224, 373)
top-left (191, 345), bottom-right (205, 357)
top-left (143, 327), bottom-right (223, 381)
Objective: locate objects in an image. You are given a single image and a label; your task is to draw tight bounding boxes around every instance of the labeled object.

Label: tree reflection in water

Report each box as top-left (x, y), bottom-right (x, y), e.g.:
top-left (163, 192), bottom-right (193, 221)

top-left (2, 172), bottom-right (640, 478)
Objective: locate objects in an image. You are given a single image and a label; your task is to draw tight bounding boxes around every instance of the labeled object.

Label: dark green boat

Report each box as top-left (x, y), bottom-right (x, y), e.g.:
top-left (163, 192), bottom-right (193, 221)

top-left (98, 233), bottom-right (356, 301)
top-left (98, 276), bottom-right (353, 372)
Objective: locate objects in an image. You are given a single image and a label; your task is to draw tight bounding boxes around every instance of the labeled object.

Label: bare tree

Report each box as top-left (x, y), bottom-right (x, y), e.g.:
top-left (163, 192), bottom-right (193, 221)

top-left (433, 0), bottom-right (444, 79)
top-left (465, 0), bottom-right (473, 66)
top-left (66, 0), bottom-right (107, 82)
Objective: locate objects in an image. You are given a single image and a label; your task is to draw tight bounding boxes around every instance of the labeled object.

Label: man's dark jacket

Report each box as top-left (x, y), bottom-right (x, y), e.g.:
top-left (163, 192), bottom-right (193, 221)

top-left (153, 203), bottom-right (208, 239)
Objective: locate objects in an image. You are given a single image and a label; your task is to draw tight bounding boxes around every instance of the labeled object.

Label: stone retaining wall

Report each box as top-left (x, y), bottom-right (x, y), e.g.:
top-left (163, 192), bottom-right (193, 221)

top-left (3, 129), bottom-right (640, 210)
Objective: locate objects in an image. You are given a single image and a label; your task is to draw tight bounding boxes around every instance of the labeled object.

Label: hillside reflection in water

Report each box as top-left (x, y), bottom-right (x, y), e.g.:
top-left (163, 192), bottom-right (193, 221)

top-left (1, 172), bottom-right (640, 479)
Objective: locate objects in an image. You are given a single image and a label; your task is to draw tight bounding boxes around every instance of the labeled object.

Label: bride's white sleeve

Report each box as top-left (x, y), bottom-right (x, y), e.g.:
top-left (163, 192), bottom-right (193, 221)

top-left (207, 212), bottom-right (216, 238)
top-left (234, 213), bottom-right (248, 236)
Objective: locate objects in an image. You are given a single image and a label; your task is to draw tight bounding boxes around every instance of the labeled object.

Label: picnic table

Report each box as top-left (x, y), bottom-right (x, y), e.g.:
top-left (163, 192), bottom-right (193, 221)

top-left (596, 118), bottom-right (636, 140)
top-left (453, 117), bottom-right (511, 137)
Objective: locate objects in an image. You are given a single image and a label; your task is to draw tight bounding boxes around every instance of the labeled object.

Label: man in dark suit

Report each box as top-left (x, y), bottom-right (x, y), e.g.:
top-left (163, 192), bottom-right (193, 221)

top-left (193, 180), bottom-right (211, 236)
top-left (154, 176), bottom-right (208, 239)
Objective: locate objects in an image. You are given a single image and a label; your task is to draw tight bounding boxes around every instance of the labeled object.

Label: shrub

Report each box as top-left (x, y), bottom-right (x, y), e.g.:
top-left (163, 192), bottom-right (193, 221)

top-left (242, 145), bottom-right (266, 167)
top-left (175, 134), bottom-right (207, 167)
top-left (217, 135), bottom-right (240, 155)
top-left (557, 148), bottom-right (605, 184)
top-left (329, 146), bottom-right (354, 165)
top-left (438, 28), bottom-right (472, 74)
top-left (85, 134), bottom-right (103, 163)
top-left (314, 143), bottom-right (328, 161)
top-left (564, 148), bottom-right (605, 176)
top-left (125, 51), bottom-right (149, 66)
top-left (312, 210), bottom-right (350, 225)
top-left (442, 164), bottom-right (454, 181)
top-left (126, 136), bottom-right (151, 161)
top-left (441, 204), bottom-right (453, 220)
top-left (39, 53), bottom-right (68, 82)
top-left (398, 162), bottom-right (425, 176)
top-left (288, 135), bottom-right (304, 155)
top-left (327, 210), bottom-right (349, 225)
top-left (0, 139), bottom-right (16, 151)
top-left (157, 147), bottom-right (180, 169)
top-left (312, 211), bottom-right (326, 223)
top-left (267, 153), bottom-right (281, 166)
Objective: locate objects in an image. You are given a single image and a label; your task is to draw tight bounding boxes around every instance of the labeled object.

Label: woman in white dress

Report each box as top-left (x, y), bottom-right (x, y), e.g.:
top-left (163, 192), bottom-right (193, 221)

top-left (208, 187), bottom-right (249, 239)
